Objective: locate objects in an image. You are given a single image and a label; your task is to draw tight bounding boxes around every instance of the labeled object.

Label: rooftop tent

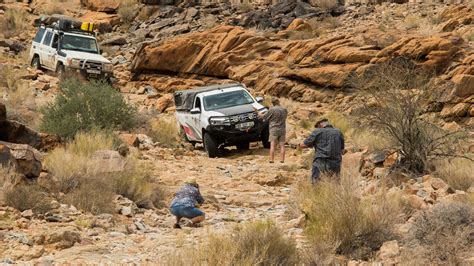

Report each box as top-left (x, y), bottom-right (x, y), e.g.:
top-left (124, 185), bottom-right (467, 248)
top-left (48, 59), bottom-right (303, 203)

top-left (174, 83), bottom-right (243, 111)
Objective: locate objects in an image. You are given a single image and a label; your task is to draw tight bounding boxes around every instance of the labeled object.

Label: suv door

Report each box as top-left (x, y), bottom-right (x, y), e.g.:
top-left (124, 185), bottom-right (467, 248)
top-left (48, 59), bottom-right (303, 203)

top-left (30, 28), bottom-right (46, 64)
top-left (188, 97), bottom-right (204, 142)
top-left (41, 31), bottom-right (55, 70)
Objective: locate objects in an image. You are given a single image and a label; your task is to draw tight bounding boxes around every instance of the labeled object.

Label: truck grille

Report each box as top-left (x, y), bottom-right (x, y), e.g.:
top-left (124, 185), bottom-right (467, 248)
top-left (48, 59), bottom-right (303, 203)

top-left (79, 60), bottom-right (102, 71)
top-left (229, 112), bottom-right (257, 123)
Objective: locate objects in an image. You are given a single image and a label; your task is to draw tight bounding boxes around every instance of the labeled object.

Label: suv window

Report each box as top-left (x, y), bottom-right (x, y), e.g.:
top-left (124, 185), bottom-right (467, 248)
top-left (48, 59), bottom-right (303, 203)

top-left (52, 34), bottom-right (59, 49)
top-left (43, 31), bottom-right (53, 46)
top-left (34, 28), bottom-right (46, 43)
top-left (195, 98), bottom-right (201, 110)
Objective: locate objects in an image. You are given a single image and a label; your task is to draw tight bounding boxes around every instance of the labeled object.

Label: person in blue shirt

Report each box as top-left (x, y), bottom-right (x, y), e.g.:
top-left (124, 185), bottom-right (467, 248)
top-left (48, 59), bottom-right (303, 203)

top-left (300, 118), bottom-right (345, 184)
top-left (169, 178), bottom-right (205, 229)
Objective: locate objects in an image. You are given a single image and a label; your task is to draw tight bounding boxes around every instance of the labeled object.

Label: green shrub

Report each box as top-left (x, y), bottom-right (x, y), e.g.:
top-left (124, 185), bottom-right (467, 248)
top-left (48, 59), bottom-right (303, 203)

top-left (4, 185), bottom-right (52, 214)
top-left (167, 221), bottom-right (298, 265)
top-left (40, 79), bottom-right (136, 139)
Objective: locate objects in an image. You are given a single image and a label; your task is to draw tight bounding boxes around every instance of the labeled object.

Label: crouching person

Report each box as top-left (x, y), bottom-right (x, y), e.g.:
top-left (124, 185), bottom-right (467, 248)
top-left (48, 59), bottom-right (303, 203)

top-left (170, 178), bottom-right (205, 229)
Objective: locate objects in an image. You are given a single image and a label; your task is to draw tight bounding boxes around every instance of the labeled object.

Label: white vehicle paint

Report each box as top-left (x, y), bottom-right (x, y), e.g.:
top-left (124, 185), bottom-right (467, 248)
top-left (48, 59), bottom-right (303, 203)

top-left (29, 25), bottom-right (113, 81)
top-left (175, 84), bottom-right (269, 157)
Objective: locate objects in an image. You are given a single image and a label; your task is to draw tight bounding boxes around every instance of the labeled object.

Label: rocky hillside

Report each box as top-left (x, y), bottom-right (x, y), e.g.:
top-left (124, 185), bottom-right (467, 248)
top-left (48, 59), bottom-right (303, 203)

top-left (0, 0), bottom-right (473, 264)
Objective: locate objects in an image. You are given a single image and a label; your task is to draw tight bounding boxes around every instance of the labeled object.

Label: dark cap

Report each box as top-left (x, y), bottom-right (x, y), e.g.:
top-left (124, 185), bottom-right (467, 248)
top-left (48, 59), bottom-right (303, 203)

top-left (314, 118), bottom-right (328, 128)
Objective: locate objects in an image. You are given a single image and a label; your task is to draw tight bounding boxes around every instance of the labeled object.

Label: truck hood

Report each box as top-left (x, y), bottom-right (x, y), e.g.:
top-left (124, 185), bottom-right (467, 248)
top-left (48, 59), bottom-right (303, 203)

top-left (62, 50), bottom-right (111, 64)
top-left (208, 103), bottom-right (264, 116)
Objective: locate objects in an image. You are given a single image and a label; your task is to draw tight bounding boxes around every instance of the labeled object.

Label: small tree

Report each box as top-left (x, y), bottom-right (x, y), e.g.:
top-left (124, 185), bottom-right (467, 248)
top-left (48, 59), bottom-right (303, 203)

top-left (351, 57), bottom-right (467, 174)
top-left (41, 79), bottom-right (136, 139)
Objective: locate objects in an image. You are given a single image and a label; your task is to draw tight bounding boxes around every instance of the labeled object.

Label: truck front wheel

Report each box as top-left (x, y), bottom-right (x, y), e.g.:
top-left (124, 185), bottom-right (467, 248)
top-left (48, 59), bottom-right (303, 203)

top-left (31, 56), bottom-right (41, 70)
top-left (204, 133), bottom-right (220, 158)
top-left (56, 64), bottom-right (65, 79)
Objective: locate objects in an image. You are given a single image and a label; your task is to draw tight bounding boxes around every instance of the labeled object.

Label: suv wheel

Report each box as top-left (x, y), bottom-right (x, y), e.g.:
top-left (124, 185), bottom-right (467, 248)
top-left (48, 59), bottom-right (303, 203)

top-left (31, 56), bottom-right (41, 70)
top-left (204, 133), bottom-right (220, 158)
top-left (56, 64), bottom-right (65, 79)
top-left (236, 142), bottom-right (250, 150)
top-left (261, 129), bottom-right (270, 148)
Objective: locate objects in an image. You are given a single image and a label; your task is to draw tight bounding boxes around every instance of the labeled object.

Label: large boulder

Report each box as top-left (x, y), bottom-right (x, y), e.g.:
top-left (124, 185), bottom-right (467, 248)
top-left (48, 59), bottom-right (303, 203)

top-left (0, 120), bottom-right (42, 149)
top-left (0, 142), bottom-right (42, 178)
top-left (131, 25), bottom-right (466, 101)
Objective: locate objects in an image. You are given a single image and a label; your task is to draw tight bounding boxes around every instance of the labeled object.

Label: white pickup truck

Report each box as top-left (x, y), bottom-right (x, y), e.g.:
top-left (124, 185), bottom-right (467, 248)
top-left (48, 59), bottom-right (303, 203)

top-left (174, 83), bottom-right (270, 157)
top-left (29, 17), bottom-right (113, 81)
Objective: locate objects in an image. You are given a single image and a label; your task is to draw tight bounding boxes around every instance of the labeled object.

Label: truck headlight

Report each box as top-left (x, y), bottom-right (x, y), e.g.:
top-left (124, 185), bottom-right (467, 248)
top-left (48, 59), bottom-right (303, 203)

top-left (209, 117), bottom-right (231, 126)
top-left (103, 63), bottom-right (113, 72)
top-left (67, 58), bottom-right (82, 68)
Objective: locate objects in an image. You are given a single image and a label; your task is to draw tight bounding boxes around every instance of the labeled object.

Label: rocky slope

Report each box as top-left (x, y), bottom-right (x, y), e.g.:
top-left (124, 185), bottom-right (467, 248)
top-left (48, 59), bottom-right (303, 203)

top-left (0, 0), bottom-right (473, 264)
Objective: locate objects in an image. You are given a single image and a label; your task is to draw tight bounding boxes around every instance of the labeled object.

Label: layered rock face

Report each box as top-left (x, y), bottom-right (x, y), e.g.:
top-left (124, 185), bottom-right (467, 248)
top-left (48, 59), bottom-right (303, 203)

top-left (131, 25), bottom-right (471, 108)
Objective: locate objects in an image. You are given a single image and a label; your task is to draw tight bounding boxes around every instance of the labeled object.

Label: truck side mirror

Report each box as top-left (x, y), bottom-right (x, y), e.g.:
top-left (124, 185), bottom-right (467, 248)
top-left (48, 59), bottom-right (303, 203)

top-left (190, 108), bottom-right (201, 114)
top-left (255, 96), bottom-right (264, 103)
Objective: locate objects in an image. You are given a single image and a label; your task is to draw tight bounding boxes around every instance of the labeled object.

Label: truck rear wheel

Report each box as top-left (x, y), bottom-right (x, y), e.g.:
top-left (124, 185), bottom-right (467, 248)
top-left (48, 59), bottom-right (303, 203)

top-left (204, 133), bottom-right (219, 158)
top-left (261, 128), bottom-right (270, 148)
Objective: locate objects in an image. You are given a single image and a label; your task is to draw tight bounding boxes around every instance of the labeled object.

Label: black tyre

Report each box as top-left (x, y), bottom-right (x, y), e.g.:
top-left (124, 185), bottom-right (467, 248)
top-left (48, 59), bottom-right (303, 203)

top-left (236, 141), bottom-right (250, 150)
top-left (56, 64), bottom-right (65, 79)
top-left (261, 128), bottom-right (270, 148)
top-left (204, 133), bottom-right (220, 158)
top-left (31, 56), bottom-right (41, 70)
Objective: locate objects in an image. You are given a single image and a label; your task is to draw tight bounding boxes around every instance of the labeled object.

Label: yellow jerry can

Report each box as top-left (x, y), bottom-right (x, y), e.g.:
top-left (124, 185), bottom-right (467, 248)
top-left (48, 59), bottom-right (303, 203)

top-left (80, 22), bottom-right (94, 32)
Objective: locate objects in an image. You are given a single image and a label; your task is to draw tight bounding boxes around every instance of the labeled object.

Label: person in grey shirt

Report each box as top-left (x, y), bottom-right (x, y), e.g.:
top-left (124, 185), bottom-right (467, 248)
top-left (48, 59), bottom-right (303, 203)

top-left (256, 97), bottom-right (288, 163)
top-left (300, 118), bottom-right (345, 183)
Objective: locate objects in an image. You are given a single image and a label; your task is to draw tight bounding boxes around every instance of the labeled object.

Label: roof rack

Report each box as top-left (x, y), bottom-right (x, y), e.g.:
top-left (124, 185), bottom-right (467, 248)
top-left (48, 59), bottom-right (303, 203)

top-left (34, 15), bottom-right (96, 37)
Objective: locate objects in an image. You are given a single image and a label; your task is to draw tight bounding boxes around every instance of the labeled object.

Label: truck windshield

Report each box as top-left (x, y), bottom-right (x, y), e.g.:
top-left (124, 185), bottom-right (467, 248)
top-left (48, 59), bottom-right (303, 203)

top-left (60, 35), bottom-right (99, 54)
top-left (203, 90), bottom-right (254, 111)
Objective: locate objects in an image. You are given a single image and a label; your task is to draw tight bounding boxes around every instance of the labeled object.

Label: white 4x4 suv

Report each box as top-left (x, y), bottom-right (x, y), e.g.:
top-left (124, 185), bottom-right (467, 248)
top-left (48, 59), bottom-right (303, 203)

top-left (29, 20), bottom-right (113, 81)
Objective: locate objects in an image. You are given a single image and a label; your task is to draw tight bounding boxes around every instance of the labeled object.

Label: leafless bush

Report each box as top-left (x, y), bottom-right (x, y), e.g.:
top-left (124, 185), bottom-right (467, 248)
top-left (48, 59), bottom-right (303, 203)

top-left (351, 57), bottom-right (469, 174)
top-left (408, 202), bottom-right (474, 264)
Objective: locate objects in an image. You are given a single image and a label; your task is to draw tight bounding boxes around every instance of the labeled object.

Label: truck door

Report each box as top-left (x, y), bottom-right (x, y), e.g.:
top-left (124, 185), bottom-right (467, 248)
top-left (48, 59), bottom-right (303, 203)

top-left (41, 31), bottom-right (55, 70)
top-left (187, 97), bottom-right (204, 142)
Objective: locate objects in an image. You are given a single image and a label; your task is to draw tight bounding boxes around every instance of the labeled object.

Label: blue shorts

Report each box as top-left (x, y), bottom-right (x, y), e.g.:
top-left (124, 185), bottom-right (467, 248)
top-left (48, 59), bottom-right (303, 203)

top-left (170, 206), bottom-right (204, 219)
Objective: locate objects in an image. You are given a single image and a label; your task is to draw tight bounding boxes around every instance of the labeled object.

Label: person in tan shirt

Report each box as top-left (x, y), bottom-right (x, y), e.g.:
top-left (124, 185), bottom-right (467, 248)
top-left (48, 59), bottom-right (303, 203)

top-left (256, 97), bottom-right (288, 163)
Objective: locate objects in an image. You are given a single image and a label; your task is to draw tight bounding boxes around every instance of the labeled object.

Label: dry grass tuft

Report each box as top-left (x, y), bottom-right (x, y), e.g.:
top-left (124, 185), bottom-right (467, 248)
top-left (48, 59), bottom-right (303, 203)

top-left (118, 0), bottom-right (137, 25)
top-left (4, 185), bottom-right (52, 214)
top-left (167, 220), bottom-right (297, 265)
top-left (312, 0), bottom-right (338, 11)
top-left (45, 131), bottom-right (115, 193)
top-left (113, 153), bottom-right (165, 208)
top-left (351, 129), bottom-right (392, 150)
top-left (43, 0), bottom-right (65, 15)
top-left (0, 8), bottom-right (30, 39)
top-left (147, 117), bottom-right (179, 147)
top-left (435, 158), bottom-right (474, 191)
top-left (404, 15), bottom-right (421, 30)
top-left (297, 175), bottom-right (402, 260)
top-left (64, 178), bottom-right (114, 214)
